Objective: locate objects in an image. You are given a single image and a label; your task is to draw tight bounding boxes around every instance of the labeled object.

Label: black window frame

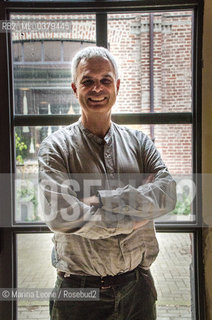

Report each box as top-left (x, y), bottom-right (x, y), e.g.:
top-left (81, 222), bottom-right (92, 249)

top-left (0, 1), bottom-right (204, 319)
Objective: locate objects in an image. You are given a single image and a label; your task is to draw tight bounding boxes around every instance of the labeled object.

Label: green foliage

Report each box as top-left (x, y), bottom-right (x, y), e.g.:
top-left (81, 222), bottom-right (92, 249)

top-left (15, 132), bottom-right (27, 164)
top-left (16, 182), bottom-right (39, 222)
top-left (17, 185), bottom-right (38, 207)
top-left (171, 195), bottom-right (191, 215)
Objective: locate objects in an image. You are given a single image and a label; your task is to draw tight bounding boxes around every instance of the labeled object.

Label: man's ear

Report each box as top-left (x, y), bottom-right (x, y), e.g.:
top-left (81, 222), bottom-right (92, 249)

top-left (116, 79), bottom-right (120, 95)
top-left (71, 83), bottom-right (78, 97)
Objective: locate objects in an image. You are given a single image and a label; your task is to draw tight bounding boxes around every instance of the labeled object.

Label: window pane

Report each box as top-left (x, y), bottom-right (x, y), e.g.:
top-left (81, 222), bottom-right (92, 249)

top-left (15, 126), bottom-right (65, 170)
top-left (17, 233), bottom-right (56, 320)
top-left (15, 124), bottom-right (195, 223)
top-left (108, 11), bottom-right (193, 113)
top-left (63, 41), bottom-right (95, 61)
top-left (15, 125), bottom-right (61, 223)
top-left (11, 14), bottom-right (96, 115)
top-left (151, 233), bottom-right (194, 319)
top-left (63, 41), bottom-right (81, 61)
top-left (13, 42), bottom-right (23, 62)
top-left (24, 42), bottom-right (41, 62)
top-left (14, 85), bottom-right (80, 115)
top-left (44, 41), bottom-right (61, 61)
top-left (122, 124), bottom-right (194, 222)
top-left (16, 233), bottom-right (194, 319)
top-left (126, 124), bottom-right (192, 175)
top-left (15, 124), bottom-right (192, 174)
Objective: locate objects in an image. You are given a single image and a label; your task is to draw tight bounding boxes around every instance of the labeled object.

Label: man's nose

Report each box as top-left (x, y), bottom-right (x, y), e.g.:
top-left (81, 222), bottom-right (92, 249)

top-left (92, 80), bottom-right (102, 92)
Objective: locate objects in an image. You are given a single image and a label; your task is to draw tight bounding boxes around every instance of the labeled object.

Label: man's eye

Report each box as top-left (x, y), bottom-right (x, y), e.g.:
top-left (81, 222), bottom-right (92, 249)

top-left (102, 78), bottom-right (111, 84)
top-left (82, 80), bottom-right (93, 86)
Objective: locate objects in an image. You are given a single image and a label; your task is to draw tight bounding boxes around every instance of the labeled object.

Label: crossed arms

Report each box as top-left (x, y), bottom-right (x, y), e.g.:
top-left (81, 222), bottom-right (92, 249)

top-left (38, 134), bottom-right (176, 240)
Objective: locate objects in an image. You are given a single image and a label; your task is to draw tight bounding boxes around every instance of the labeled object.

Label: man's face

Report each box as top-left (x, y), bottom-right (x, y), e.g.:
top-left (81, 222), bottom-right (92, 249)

top-left (72, 56), bottom-right (120, 116)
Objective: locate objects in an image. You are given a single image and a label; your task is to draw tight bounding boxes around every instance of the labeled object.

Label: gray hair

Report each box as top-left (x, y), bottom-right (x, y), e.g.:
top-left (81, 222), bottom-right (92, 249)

top-left (71, 46), bottom-right (119, 83)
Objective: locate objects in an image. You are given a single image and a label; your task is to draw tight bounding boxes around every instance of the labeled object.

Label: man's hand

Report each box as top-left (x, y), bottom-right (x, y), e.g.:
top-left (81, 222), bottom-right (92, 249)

top-left (133, 220), bottom-right (149, 230)
top-left (132, 174), bottom-right (152, 230)
top-left (80, 195), bottom-right (100, 207)
top-left (81, 197), bottom-right (149, 229)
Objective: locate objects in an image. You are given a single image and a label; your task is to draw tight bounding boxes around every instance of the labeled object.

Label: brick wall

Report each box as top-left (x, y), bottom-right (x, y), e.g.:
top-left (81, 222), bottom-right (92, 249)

top-left (108, 12), bottom-right (192, 174)
top-left (107, 12), bottom-right (192, 114)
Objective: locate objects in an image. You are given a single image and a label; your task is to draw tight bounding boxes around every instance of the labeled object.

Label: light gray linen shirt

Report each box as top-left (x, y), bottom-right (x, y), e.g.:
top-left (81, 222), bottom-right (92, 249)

top-left (38, 120), bottom-right (176, 276)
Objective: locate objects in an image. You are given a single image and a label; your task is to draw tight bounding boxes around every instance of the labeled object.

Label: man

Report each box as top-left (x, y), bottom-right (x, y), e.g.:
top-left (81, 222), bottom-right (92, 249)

top-left (38, 46), bottom-right (176, 320)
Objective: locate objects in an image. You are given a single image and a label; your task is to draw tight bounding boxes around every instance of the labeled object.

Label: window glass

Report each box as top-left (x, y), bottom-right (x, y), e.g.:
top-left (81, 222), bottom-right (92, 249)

top-left (16, 233), bottom-right (193, 320)
top-left (63, 41), bottom-right (81, 61)
top-left (24, 42), bottom-right (41, 62)
top-left (11, 14), bottom-right (96, 115)
top-left (44, 41), bottom-right (61, 61)
top-left (17, 233), bottom-right (56, 319)
top-left (63, 41), bottom-right (95, 61)
top-left (13, 42), bottom-right (23, 62)
top-left (15, 126), bottom-right (65, 223)
top-left (15, 124), bottom-right (194, 223)
top-left (15, 124), bottom-right (192, 174)
top-left (151, 233), bottom-right (193, 319)
top-left (127, 124), bottom-right (194, 222)
top-left (3, 6), bottom-right (199, 320)
top-left (14, 79), bottom-right (80, 115)
top-left (108, 11), bottom-right (193, 113)
top-left (126, 124), bottom-right (192, 175)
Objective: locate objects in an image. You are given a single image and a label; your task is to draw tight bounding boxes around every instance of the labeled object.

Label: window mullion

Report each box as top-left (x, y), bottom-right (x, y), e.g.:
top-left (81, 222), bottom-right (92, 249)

top-left (96, 13), bottom-right (107, 48)
top-left (13, 112), bottom-right (193, 126)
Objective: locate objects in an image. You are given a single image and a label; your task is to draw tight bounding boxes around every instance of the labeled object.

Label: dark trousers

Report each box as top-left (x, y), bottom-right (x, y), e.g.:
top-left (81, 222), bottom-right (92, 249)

top-left (50, 267), bottom-right (157, 320)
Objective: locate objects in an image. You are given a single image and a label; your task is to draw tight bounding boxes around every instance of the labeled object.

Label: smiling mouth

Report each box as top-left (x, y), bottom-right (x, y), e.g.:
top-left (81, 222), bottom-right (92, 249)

top-left (88, 97), bottom-right (107, 102)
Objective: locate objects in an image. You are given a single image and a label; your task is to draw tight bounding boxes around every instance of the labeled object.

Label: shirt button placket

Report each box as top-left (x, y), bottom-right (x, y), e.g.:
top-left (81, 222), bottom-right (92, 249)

top-left (104, 145), bottom-right (114, 175)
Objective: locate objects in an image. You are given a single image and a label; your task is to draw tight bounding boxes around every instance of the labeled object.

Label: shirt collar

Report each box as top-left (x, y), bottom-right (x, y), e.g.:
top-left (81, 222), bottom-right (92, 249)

top-left (78, 118), bottom-right (113, 145)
